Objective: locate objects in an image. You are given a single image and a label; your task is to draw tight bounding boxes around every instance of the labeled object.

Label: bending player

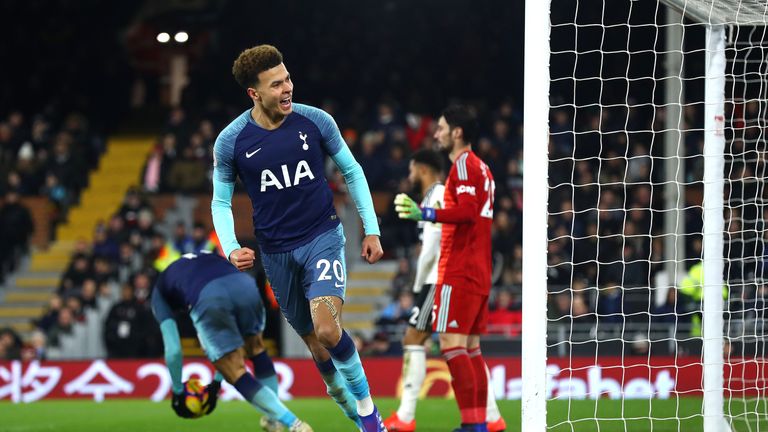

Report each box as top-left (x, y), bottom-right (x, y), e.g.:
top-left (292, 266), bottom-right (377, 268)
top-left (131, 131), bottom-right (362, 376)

top-left (151, 251), bottom-right (312, 432)
top-left (385, 149), bottom-right (506, 432)
top-left (211, 45), bottom-right (386, 432)
top-left (394, 105), bottom-right (497, 432)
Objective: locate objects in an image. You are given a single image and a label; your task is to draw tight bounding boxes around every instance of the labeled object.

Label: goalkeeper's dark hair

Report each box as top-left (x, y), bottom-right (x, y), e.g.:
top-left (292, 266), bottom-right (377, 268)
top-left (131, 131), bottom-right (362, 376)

top-left (441, 104), bottom-right (479, 145)
top-left (232, 45), bottom-right (284, 89)
top-left (411, 149), bottom-right (444, 174)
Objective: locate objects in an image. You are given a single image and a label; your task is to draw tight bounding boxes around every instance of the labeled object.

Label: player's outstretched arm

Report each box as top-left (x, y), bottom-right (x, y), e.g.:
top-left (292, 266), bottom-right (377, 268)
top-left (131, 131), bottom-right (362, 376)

top-left (330, 145), bottom-right (381, 235)
top-left (151, 287), bottom-right (193, 419)
top-left (211, 178), bottom-right (244, 261)
top-left (212, 126), bottom-right (249, 268)
top-left (150, 288), bottom-right (184, 395)
top-left (395, 191), bottom-right (478, 224)
top-left (329, 146), bottom-right (383, 262)
top-left (211, 177), bottom-right (254, 270)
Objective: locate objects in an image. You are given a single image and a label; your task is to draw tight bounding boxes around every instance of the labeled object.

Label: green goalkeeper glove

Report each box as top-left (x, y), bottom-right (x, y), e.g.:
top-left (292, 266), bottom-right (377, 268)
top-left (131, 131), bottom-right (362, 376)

top-left (394, 193), bottom-right (423, 221)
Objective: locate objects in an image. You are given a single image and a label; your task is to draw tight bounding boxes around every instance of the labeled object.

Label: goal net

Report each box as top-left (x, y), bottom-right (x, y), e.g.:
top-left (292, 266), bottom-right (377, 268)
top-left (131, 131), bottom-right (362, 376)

top-left (523, 1), bottom-right (768, 430)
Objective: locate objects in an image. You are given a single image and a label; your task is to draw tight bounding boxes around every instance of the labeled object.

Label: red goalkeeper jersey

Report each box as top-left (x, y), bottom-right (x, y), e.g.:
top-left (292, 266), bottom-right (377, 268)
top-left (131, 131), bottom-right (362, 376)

top-left (435, 149), bottom-right (495, 295)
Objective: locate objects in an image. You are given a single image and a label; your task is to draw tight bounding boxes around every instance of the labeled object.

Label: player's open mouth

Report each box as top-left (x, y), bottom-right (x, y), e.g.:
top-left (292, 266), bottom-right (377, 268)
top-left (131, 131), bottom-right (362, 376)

top-left (280, 96), bottom-right (292, 109)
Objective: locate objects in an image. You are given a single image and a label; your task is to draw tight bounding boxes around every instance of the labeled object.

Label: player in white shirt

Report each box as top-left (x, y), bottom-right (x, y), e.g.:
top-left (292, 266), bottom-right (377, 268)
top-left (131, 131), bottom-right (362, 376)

top-left (384, 149), bottom-right (506, 432)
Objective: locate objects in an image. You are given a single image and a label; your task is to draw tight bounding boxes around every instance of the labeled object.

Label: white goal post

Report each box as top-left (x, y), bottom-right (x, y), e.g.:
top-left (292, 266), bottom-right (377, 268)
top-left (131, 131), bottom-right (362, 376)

top-left (522, 1), bottom-right (768, 431)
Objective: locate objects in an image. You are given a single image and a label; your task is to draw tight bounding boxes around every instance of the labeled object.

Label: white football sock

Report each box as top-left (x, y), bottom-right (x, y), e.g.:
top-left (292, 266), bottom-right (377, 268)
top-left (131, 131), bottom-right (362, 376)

top-left (356, 396), bottom-right (374, 416)
top-left (485, 362), bottom-right (501, 422)
top-left (396, 345), bottom-right (426, 422)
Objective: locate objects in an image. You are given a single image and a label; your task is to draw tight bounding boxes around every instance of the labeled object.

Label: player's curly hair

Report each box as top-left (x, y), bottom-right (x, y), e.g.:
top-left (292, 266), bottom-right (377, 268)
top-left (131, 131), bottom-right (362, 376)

top-left (232, 45), bottom-right (284, 89)
top-left (411, 149), bottom-right (444, 174)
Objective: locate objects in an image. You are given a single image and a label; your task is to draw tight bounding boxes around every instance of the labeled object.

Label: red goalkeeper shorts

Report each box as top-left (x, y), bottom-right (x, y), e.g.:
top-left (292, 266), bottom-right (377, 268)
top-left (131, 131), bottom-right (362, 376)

top-left (432, 283), bottom-right (489, 335)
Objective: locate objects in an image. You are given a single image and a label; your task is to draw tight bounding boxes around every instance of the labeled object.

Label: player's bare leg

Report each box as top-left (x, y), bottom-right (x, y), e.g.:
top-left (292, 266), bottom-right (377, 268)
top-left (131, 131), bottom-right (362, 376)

top-left (311, 295), bottom-right (386, 432)
top-left (310, 295), bottom-right (344, 347)
top-left (215, 348), bottom-right (312, 431)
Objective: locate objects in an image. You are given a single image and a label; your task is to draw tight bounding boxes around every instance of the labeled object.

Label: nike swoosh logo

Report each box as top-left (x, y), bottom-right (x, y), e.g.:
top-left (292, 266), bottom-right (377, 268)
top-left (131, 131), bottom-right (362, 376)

top-left (246, 148), bottom-right (261, 158)
top-left (335, 283), bottom-right (344, 288)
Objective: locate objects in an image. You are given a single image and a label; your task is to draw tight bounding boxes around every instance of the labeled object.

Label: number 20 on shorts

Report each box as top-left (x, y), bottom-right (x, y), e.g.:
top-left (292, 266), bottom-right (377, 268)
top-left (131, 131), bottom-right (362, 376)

top-left (316, 259), bottom-right (344, 287)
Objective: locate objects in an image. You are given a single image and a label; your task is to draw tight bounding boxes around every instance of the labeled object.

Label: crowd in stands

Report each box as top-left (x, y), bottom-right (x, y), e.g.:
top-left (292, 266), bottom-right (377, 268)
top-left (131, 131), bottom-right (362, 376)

top-left (27, 188), bottom-right (166, 359)
top-left (0, 111), bottom-right (103, 206)
top-left (0, 109), bottom-right (104, 282)
top-left (11, 96), bottom-right (765, 360)
top-left (141, 108), bottom-right (216, 194)
top-left (12, 97), bottom-right (525, 359)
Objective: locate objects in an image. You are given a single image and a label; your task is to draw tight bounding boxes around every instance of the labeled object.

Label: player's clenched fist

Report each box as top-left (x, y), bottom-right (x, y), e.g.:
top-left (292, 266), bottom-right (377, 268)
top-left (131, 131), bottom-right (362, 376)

top-left (394, 193), bottom-right (423, 221)
top-left (361, 235), bottom-right (383, 264)
top-left (229, 247), bottom-right (256, 270)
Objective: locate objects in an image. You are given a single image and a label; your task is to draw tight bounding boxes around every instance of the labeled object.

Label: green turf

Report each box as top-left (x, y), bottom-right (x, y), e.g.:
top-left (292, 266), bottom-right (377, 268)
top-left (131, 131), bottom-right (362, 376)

top-left (1, 398), bottom-right (766, 431)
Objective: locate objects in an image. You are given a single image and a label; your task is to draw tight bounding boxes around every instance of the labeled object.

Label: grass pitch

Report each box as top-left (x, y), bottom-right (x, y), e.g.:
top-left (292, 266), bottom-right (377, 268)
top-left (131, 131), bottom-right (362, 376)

top-left (0, 397), bottom-right (765, 431)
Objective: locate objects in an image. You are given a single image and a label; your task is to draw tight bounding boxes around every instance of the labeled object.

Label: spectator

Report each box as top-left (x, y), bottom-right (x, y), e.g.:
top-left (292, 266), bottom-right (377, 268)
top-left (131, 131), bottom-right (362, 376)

top-left (189, 222), bottom-right (211, 252)
top-left (390, 258), bottom-right (412, 296)
top-left (172, 222), bottom-right (194, 253)
top-left (116, 242), bottom-right (142, 285)
top-left (487, 290), bottom-right (522, 336)
top-left (80, 279), bottom-right (98, 310)
top-left (15, 143), bottom-right (44, 194)
top-left (596, 282), bottom-right (624, 326)
top-left (404, 112), bottom-right (433, 151)
top-left (46, 131), bottom-right (87, 194)
top-left (118, 188), bottom-right (150, 229)
top-left (106, 214), bottom-right (129, 246)
top-left (133, 209), bottom-right (157, 243)
top-left (0, 190), bottom-right (34, 279)
top-left (104, 285), bottom-right (149, 358)
top-left (652, 288), bottom-right (686, 325)
top-left (36, 295), bottom-right (63, 332)
top-left (65, 296), bottom-right (84, 322)
top-left (131, 272), bottom-right (153, 305)
top-left (166, 147), bottom-right (207, 193)
top-left (376, 291), bottom-right (414, 327)
top-left (0, 328), bottom-right (22, 360)
top-left (142, 142), bottom-right (165, 193)
top-left (22, 330), bottom-right (47, 361)
top-left (46, 307), bottom-right (74, 348)
top-left (92, 256), bottom-right (117, 285)
top-left (362, 331), bottom-right (398, 356)
top-left (356, 131), bottom-right (386, 190)
top-left (59, 254), bottom-right (91, 293)
top-left (92, 224), bottom-right (120, 262)
top-left (41, 173), bottom-right (69, 232)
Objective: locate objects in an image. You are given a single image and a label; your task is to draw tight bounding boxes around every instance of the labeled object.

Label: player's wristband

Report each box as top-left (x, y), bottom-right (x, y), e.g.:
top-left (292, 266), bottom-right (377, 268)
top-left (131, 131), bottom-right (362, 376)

top-left (421, 207), bottom-right (436, 222)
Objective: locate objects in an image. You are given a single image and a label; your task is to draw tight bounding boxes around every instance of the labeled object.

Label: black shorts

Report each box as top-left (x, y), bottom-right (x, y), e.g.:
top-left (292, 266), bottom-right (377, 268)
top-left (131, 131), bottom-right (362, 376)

top-left (408, 284), bottom-right (437, 332)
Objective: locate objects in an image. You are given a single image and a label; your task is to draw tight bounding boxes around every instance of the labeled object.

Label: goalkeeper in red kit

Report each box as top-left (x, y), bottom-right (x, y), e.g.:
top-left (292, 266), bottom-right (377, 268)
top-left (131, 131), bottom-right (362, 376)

top-left (394, 104), bottom-right (498, 432)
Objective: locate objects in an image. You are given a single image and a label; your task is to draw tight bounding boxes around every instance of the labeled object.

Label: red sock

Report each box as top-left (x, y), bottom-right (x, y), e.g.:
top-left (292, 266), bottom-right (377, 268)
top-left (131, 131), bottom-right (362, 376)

top-left (442, 347), bottom-right (479, 424)
top-left (468, 347), bottom-right (488, 424)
